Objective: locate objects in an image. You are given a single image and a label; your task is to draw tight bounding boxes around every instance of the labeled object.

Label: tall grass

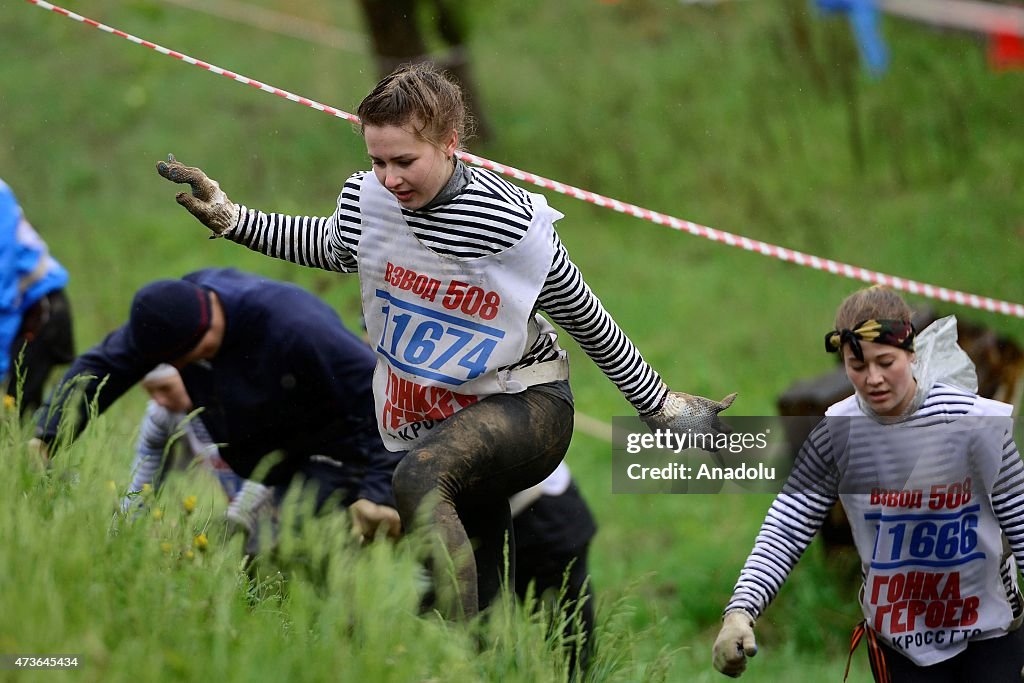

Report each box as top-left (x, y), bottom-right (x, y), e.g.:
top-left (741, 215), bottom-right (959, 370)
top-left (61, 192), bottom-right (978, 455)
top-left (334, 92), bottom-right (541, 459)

top-left (1, 409), bottom-right (684, 682)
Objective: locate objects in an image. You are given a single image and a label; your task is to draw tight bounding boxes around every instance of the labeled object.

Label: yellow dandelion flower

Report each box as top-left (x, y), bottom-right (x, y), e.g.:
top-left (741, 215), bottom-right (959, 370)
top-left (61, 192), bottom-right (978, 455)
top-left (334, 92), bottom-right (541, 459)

top-left (3, 395), bottom-right (15, 411)
top-left (184, 550), bottom-right (195, 560)
top-left (152, 509), bottom-right (164, 521)
top-left (182, 495), bottom-right (197, 514)
top-left (160, 542), bottom-right (173, 554)
top-left (194, 533), bottom-right (209, 551)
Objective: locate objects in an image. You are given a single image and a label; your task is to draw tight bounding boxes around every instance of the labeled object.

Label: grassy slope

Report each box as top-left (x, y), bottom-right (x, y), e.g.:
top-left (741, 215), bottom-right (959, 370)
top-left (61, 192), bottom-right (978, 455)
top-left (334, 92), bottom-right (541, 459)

top-left (2, 0), bottom-right (1022, 680)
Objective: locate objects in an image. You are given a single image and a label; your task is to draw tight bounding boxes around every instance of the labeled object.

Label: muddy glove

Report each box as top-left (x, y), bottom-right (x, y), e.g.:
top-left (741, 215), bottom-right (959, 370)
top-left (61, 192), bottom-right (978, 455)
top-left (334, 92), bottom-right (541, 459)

top-left (156, 154), bottom-right (239, 235)
top-left (642, 391), bottom-right (736, 451)
top-left (713, 609), bottom-right (758, 677)
top-left (349, 498), bottom-right (402, 543)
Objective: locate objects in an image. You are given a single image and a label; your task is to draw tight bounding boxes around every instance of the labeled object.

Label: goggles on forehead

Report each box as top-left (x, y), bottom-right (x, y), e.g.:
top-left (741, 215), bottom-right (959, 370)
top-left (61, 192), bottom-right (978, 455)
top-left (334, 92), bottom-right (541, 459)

top-left (825, 319), bottom-right (915, 362)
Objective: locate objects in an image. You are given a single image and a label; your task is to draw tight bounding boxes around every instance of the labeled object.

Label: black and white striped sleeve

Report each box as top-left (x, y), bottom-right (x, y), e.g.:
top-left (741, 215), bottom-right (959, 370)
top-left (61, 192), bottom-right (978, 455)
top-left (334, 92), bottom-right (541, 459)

top-left (724, 426), bottom-right (840, 618)
top-left (991, 427), bottom-right (1024, 572)
top-left (122, 402), bottom-right (177, 512)
top-left (537, 238), bottom-right (669, 416)
top-left (226, 174), bottom-right (366, 273)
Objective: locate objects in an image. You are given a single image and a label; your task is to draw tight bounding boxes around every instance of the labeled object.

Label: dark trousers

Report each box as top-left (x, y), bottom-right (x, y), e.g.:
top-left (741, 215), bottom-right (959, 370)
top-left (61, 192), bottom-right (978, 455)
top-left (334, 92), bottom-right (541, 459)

top-left (872, 626), bottom-right (1024, 683)
top-left (514, 481), bottom-right (598, 675)
top-left (240, 420), bottom-right (404, 557)
top-left (7, 289), bottom-right (74, 417)
top-left (514, 541), bottom-right (595, 675)
top-left (392, 386), bottom-right (574, 619)
top-left (243, 457), bottom-right (378, 559)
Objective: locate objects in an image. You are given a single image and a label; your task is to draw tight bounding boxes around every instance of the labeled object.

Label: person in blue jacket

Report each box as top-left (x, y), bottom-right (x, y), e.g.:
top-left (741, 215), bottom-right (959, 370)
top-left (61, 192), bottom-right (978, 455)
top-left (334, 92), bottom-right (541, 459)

top-left (0, 178), bottom-right (74, 416)
top-left (34, 267), bottom-right (402, 539)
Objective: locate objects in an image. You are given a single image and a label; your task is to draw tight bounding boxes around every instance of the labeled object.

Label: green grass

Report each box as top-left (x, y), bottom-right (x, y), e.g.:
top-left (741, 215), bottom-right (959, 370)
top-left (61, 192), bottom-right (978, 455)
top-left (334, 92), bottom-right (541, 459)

top-left (2, 0), bottom-right (1023, 680)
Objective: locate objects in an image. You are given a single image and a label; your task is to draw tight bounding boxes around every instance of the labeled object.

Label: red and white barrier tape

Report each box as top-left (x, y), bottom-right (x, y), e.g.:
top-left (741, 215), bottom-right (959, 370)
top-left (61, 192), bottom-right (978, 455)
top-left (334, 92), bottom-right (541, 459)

top-left (25, 0), bottom-right (362, 124)
top-left (881, 0), bottom-right (1024, 37)
top-left (24, 0), bottom-right (1024, 319)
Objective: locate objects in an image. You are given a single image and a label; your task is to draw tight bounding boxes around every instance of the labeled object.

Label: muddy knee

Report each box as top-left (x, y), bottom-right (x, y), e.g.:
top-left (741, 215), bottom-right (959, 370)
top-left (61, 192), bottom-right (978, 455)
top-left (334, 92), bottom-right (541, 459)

top-left (392, 448), bottom-right (442, 522)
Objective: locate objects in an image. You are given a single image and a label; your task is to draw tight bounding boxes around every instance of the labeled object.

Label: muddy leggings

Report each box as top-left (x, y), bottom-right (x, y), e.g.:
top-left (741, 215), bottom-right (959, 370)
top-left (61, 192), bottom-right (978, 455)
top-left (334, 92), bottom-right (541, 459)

top-left (392, 385), bottom-right (574, 620)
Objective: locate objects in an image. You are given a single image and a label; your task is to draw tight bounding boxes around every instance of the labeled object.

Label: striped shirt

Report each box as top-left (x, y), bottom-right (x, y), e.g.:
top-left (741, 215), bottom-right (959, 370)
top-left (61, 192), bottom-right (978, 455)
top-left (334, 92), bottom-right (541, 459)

top-left (228, 166), bottom-right (669, 415)
top-left (726, 383), bottom-right (1024, 621)
top-left (122, 401), bottom-right (245, 513)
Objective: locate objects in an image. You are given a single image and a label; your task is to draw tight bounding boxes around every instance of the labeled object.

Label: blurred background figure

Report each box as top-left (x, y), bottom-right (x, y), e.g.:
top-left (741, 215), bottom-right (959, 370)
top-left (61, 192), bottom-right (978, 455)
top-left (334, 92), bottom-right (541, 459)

top-left (511, 461), bottom-right (598, 677)
top-left (122, 363), bottom-right (256, 516)
top-left (123, 363), bottom-right (291, 556)
top-left (35, 268), bottom-right (404, 547)
top-left (0, 178), bottom-right (74, 418)
top-left (356, 0), bottom-right (493, 144)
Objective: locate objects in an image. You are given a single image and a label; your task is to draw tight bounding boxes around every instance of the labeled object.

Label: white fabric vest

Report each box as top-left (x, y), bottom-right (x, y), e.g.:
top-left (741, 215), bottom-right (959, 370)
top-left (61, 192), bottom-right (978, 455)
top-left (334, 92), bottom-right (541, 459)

top-left (358, 172), bottom-right (562, 450)
top-left (828, 392), bottom-right (1017, 665)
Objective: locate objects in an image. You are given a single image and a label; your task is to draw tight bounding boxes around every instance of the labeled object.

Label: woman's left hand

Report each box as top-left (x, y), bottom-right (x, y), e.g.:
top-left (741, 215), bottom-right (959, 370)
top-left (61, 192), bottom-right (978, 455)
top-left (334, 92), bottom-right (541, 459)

top-left (641, 391), bottom-right (737, 451)
top-left (712, 609), bottom-right (758, 677)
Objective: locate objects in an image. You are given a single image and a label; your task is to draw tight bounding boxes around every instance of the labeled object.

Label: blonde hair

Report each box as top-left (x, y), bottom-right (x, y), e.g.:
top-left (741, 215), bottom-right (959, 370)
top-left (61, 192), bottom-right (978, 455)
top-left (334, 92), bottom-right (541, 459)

top-left (834, 286), bottom-right (913, 329)
top-left (357, 62), bottom-right (471, 150)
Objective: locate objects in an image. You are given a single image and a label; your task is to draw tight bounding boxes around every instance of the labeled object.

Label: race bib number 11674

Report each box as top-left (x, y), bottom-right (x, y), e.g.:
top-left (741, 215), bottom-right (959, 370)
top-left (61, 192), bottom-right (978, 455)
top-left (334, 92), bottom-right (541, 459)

top-left (374, 289), bottom-right (505, 386)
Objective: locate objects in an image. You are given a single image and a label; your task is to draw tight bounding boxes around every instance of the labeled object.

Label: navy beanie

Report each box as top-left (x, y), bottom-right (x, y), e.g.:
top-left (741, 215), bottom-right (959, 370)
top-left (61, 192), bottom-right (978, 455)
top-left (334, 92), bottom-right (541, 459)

top-left (128, 279), bottom-right (212, 361)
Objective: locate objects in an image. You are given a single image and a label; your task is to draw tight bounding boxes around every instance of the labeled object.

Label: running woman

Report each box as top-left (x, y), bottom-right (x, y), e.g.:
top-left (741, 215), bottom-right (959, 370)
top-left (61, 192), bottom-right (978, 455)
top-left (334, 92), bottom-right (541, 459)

top-left (156, 62), bottom-right (735, 620)
top-left (713, 286), bottom-right (1024, 682)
